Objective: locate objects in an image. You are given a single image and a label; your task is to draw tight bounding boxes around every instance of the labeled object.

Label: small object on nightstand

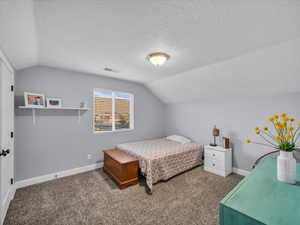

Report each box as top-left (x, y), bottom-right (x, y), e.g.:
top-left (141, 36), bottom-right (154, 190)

top-left (204, 145), bottom-right (232, 177)
top-left (210, 125), bottom-right (220, 147)
top-left (80, 102), bottom-right (86, 108)
top-left (223, 137), bottom-right (230, 149)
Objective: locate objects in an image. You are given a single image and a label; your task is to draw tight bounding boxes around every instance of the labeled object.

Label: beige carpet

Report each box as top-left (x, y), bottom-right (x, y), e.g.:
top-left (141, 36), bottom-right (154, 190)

top-left (5, 166), bottom-right (242, 225)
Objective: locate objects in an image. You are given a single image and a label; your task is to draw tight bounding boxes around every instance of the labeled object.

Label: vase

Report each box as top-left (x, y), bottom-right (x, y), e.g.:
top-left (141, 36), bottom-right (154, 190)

top-left (277, 151), bottom-right (296, 184)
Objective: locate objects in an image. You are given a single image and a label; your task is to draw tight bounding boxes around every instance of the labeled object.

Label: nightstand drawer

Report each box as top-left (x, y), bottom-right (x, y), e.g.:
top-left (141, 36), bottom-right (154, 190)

top-left (205, 149), bottom-right (225, 161)
top-left (205, 158), bottom-right (225, 170)
top-left (204, 145), bottom-right (232, 177)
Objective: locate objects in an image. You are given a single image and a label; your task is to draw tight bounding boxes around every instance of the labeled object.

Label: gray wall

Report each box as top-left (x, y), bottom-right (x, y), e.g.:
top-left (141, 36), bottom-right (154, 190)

top-left (14, 65), bottom-right (300, 180)
top-left (165, 93), bottom-right (300, 171)
top-left (15, 66), bottom-right (165, 181)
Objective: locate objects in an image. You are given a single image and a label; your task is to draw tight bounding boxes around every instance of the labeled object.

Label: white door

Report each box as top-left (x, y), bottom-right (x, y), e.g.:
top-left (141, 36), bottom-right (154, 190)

top-left (0, 59), bottom-right (14, 224)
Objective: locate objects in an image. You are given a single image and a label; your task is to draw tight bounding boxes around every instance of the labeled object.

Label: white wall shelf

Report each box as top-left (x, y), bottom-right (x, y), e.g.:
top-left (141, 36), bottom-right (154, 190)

top-left (18, 106), bottom-right (89, 125)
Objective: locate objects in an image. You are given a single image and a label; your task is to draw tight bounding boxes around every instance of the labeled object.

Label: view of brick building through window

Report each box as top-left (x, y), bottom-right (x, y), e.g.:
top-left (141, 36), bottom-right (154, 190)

top-left (94, 90), bottom-right (131, 132)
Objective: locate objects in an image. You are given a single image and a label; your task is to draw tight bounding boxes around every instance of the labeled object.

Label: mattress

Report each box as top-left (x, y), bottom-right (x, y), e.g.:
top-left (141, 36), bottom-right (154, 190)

top-left (117, 138), bottom-right (203, 192)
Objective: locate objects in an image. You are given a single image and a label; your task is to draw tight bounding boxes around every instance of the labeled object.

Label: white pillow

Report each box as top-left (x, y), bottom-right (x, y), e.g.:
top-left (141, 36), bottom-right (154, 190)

top-left (166, 135), bottom-right (191, 144)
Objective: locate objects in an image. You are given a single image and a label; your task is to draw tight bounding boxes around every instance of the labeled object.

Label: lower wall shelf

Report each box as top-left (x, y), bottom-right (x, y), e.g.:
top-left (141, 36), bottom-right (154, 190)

top-left (18, 106), bottom-right (89, 125)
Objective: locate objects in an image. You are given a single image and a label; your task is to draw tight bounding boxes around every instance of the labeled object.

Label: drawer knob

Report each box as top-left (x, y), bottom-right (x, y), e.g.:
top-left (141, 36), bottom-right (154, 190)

top-left (213, 154), bottom-right (215, 157)
top-left (213, 163), bottom-right (215, 166)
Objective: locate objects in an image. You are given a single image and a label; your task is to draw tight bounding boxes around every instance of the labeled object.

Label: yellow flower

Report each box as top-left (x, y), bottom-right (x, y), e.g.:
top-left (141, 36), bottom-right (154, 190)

top-left (283, 117), bottom-right (290, 122)
top-left (275, 136), bottom-right (281, 141)
top-left (285, 134), bottom-right (293, 140)
top-left (287, 126), bottom-right (294, 131)
top-left (245, 139), bottom-right (252, 143)
top-left (263, 126), bottom-right (269, 131)
top-left (254, 127), bottom-right (260, 131)
top-left (268, 116), bottom-right (275, 122)
top-left (290, 118), bottom-right (295, 122)
top-left (298, 122), bottom-right (300, 127)
top-left (256, 130), bottom-right (260, 135)
top-left (280, 113), bottom-right (287, 118)
top-left (275, 122), bottom-right (284, 129)
top-left (274, 121), bottom-right (280, 126)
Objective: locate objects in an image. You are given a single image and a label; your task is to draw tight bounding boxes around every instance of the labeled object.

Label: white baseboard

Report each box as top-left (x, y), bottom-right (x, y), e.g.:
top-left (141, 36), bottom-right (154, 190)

top-left (14, 163), bottom-right (248, 190)
top-left (15, 162), bottom-right (103, 189)
top-left (1, 186), bottom-right (16, 225)
top-left (233, 167), bottom-right (250, 176)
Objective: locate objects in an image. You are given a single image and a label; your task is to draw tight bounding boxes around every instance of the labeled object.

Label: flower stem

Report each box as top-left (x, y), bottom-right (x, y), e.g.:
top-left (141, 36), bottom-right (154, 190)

top-left (251, 141), bottom-right (277, 148)
top-left (259, 134), bottom-right (277, 147)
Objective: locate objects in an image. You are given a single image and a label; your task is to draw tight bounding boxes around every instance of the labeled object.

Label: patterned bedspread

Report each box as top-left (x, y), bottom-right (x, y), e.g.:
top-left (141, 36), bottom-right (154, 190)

top-left (117, 138), bottom-right (203, 192)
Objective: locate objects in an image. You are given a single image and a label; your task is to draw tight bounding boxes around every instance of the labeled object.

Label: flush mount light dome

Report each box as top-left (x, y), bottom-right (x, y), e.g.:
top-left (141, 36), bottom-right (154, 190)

top-left (147, 52), bottom-right (170, 66)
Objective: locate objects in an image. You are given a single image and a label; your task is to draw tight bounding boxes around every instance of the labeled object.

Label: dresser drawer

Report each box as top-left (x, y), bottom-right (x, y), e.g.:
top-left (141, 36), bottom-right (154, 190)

top-left (204, 145), bottom-right (232, 177)
top-left (205, 157), bottom-right (225, 170)
top-left (205, 149), bottom-right (225, 161)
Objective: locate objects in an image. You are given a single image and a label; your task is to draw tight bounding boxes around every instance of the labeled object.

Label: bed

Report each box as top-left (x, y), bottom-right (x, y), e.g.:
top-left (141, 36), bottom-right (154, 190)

top-left (117, 138), bottom-right (203, 192)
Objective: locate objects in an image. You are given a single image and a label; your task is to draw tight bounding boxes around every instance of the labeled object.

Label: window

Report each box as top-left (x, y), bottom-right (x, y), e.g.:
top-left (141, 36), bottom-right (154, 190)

top-left (93, 89), bottom-right (134, 132)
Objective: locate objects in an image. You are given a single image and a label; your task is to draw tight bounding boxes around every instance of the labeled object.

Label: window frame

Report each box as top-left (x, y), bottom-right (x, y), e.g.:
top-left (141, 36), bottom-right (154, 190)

top-left (93, 88), bottom-right (134, 133)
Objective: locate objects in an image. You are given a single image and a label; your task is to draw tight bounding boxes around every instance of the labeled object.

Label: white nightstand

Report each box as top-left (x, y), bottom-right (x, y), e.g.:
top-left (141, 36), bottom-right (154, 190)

top-left (204, 145), bottom-right (232, 177)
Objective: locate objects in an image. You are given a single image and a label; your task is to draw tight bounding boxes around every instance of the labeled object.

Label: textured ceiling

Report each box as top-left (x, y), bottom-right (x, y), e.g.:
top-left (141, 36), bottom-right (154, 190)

top-left (1, 0), bottom-right (300, 102)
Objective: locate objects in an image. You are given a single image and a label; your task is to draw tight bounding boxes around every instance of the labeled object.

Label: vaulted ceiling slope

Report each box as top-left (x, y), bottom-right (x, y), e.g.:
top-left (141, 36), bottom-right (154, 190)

top-left (1, 0), bottom-right (300, 103)
top-left (0, 0), bottom-right (38, 69)
top-left (148, 38), bottom-right (300, 103)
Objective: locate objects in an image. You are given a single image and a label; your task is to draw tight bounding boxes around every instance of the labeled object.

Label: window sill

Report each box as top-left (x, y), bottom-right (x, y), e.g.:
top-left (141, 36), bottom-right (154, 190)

top-left (93, 128), bottom-right (134, 134)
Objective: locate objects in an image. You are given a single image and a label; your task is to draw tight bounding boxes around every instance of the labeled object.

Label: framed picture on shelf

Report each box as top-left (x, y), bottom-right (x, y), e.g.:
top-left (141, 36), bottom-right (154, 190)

top-left (24, 92), bottom-right (46, 108)
top-left (46, 98), bottom-right (62, 108)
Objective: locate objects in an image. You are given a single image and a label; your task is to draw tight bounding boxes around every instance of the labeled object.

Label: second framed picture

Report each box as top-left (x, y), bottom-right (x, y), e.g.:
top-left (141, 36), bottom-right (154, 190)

top-left (46, 98), bottom-right (62, 108)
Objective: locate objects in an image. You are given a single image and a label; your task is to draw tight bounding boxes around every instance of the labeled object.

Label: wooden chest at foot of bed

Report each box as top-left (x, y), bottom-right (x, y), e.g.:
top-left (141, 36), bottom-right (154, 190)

top-left (103, 149), bottom-right (139, 189)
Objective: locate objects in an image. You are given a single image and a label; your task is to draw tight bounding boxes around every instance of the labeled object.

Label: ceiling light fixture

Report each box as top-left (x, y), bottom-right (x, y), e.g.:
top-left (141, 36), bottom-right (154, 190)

top-left (147, 52), bottom-right (170, 66)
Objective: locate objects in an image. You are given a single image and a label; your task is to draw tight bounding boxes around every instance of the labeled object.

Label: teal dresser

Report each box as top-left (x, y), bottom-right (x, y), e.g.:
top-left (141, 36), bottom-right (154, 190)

top-left (220, 158), bottom-right (300, 225)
